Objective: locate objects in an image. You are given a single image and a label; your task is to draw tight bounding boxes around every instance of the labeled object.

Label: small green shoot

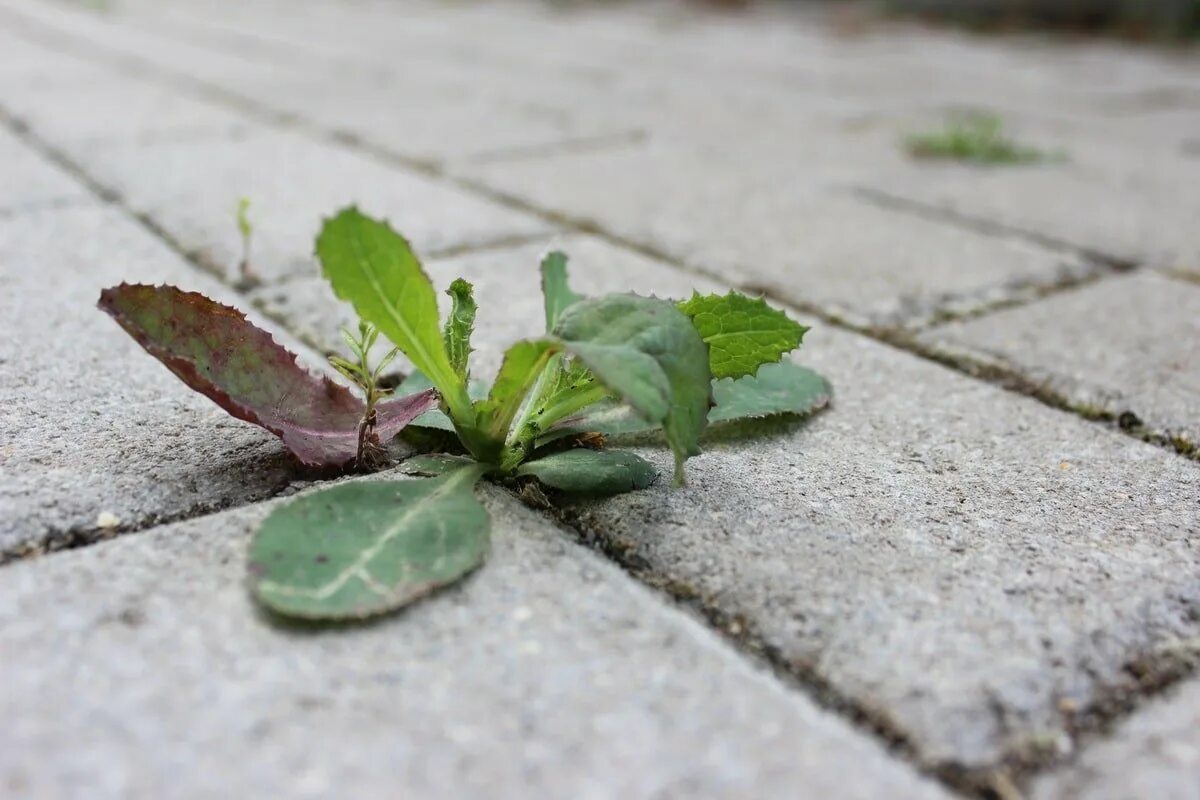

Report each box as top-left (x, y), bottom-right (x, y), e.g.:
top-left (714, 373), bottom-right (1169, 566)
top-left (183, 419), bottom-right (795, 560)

top-left (328, 321), bottom-right (401, 468)
top-left (905, 113), bottom-right (1054, 165)
top-left (102, 205), bottom-right (833, 623)
top-left (234, 197), bottom-right (259, 289)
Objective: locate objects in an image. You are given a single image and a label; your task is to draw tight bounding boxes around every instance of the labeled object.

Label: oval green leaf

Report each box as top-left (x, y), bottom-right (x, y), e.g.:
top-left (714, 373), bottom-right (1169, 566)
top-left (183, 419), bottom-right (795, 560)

top-left (250, 464), bottom-right (489, 620)
top-left (517, 449), bottom-right (657, 495)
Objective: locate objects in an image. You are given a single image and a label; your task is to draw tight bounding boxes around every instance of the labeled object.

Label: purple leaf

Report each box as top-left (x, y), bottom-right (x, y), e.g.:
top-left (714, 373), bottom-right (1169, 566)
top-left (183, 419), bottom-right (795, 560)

top-left (98, 283), bottom-right (438, 468)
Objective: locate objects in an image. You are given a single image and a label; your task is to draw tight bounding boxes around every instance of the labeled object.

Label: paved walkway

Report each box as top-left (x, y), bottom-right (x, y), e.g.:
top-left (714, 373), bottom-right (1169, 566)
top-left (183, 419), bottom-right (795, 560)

top-left (1, 1), bottom-right (1198, 798)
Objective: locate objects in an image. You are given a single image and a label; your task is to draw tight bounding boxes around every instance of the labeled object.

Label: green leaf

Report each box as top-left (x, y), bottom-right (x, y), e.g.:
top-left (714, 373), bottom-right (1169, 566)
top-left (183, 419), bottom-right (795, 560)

top-left (677, 292), bottom-right (808, 380)
top-left (315, 207), bottom-right (471, 423)
top-left (517, 449), bottom-right (657, 495)
top-left (708, 361), bottom-right (831, 423)
top-left (552, 294), bottom-right (711, 485)
top-left (543, 361), bottom-right (831, 440)
top-left (442, 278), bottom-right (476, 382)
top-left (474, 340), bottom-right (555, 441)
top-left (540, 251), bottom-right (582, 331)
top-left (98, 283), bottom-right (438, 468)
top-left (400, 453), bottom-right (479, 477)
top-left (250, 464), bottom-right (489, 620)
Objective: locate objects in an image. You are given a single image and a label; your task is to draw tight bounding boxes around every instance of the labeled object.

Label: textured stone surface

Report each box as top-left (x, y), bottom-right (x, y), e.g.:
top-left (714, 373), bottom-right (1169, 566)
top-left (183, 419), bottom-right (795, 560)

top-left (921, 271), bottom-right (1200, 448)
top-left (0, 124), bottom-right (89, 214)
top-left (1033, 675), bottom-right (1200, 800)
top-left (0, 483), bottom-right (949, 800)
top-left (1, 68), bottom-right (251, 147)
top-left (466, 139), bottom-right (1092, 329)
top-left (67, 127), bottom-right (553, 285)
top-left (0, 203), bottom-right (312, 560)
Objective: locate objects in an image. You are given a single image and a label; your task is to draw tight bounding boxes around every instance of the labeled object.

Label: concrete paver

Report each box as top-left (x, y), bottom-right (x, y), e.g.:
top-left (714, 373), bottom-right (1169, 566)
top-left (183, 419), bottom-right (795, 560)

top-left (921, 271), bottom-right (1200, 449)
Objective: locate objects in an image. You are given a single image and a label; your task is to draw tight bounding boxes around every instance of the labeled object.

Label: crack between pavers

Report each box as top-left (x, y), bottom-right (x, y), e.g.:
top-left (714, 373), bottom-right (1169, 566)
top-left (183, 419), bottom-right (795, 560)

top-left (0, 477), bottom-right (299, 567)
top-left (5, 7), bottom-right (1199, 792)
top-left (850, 185), bottom-right (1140, 272)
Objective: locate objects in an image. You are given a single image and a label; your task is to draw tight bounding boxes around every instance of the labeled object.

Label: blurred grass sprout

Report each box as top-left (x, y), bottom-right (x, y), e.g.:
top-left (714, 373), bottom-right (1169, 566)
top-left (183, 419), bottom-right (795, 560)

top-left (905, 112), bottom-right (1055, 165)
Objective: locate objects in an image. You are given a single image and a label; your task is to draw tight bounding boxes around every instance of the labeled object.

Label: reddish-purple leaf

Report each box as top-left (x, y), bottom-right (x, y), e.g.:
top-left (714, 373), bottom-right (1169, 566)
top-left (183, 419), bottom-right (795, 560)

top-left (98, 283), bottom-right (438, 468)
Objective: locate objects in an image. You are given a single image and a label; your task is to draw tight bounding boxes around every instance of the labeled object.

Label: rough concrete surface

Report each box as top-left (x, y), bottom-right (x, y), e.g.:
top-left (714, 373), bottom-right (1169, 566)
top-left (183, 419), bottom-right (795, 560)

top-left (0, 123), bottom-right (88, 214)
top-left (921, 271), bottom-right (1200, 449)
top-left (467, 139), bottom-right (1093, 329)
top-left (0, 482), bottom-right (950, 800)
top-left (1033, 676), bottom-right (1200, 800)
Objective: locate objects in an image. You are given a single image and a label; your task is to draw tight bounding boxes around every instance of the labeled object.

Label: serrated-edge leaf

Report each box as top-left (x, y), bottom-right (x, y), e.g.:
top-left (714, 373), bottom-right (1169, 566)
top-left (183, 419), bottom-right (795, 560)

top-left (677, 292), bottom-right (808, 380)
top-left (98, 283), bottom-right (438, 467)
top-left (540, 250), bottom-right (583, 332)
top-left (517, 449), bottom-right (657, 495)
top-left (250, 464), bottom-right (489, 620)
top-left (475, 340), bottom-right (555, 439)
top-left (443, 277), bottom-right (476, 381)
top-left (315, 207), bottom-right (470, 421)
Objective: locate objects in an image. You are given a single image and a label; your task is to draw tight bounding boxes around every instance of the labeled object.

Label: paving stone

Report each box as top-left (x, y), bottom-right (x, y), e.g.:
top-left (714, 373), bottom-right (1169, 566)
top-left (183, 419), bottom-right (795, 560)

top-left (1032, 675), bottom-right (1200, 800)
top-left (465, 138), bottom-right (1091, 329)
top-left (920, 271), bottom-right (1200, 449)
top-left (0, 125), bottom-right (90, 214)
top-left (0, 203), bottom-right (321, 560)
top-left (0, 482), bottom-right (950, 800)
top-left (0, 67), bottom-right (251, 148)
top-left (62, 127), bottom-right (553, 285)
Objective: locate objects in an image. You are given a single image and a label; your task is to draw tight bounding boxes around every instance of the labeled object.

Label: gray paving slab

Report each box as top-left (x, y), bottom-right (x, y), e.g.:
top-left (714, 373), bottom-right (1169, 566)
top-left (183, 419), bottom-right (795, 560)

top-left (465, 138), bottom-right (1091, 329)
top-left (0, 66), bottom-right (251, 147)
top-left (250, 231), bottom-right (1200, 774)
top-left (59, 127), bottom-right (553, 285)
top-left (0, 482), bottom-right (950, 800)
top-left (0, 203), bottom-right (320, 560)
top-left (1033, 675), bottom-right (1200, 800)
top-left (920, 271), bottom-right (1200, 450)
top-left (0, 124), bottom-right (90, 214)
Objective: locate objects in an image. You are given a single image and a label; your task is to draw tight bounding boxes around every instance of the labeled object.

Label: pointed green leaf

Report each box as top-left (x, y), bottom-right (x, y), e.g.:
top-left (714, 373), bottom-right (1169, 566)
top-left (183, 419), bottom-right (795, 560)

top-left (443, 278), bottom-right (476, 382)
top-left (315, 207), bottom-right (471, 422)
top-left (474, 340), bottom-right (555, 440)
top-left (540, 250), bottom-right (583, 331)
top-left (98, 283), bottom-right (438, 468)
top-left (677, 292), bottom-right (809, 380)
top-left (517, 449), bottom-right (657, 495)
top-left (250, 464), bottom-right (489, 620)
top-left (552, 294), bottom-right (711, 485)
